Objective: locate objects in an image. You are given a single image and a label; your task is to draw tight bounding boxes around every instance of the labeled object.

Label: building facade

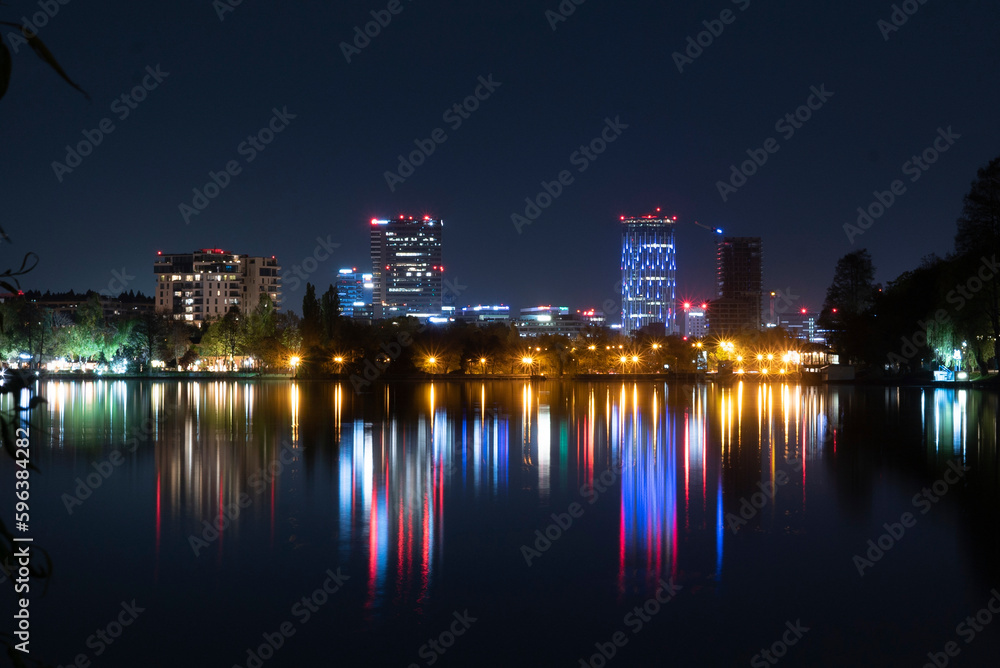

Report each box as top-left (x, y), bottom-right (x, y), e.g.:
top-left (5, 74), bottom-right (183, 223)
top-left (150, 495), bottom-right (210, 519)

top-left (370, 216), bottom-right (443, 318)
top-left (775, 309), bottom-right (826, 344)
top-left (337, 268), bottom-right (374, 320)
top-left (514, 306), bottom-right (599, 338)
top-left (455, 305), bottom-right (511, 325)
top-left (709, 237), bottom-right (762, 334)
top-left (154, 249), bottom-right (281, 324)
top-left (682, 304), bottom-right (709, 339)
top-left (621, 214), bottom-right (677, 336)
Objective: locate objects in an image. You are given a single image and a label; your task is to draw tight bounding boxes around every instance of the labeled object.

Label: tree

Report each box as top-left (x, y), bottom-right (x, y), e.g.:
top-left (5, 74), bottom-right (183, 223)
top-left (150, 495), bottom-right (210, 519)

top-left (62, 293), bottom-right (105, 362)
top-left (319, 284), bottom-right (340, 344)
top-left (955, 156), bottom-right (1000, 257)
top-left (819, 250), bottom-right (880, 366)
top-left (301, 283), bottom-right (321, 347)
top-left (165, 319), bottom-right (195, 366)
top-left (217, 306), bottom-right (244, 370)
top-left (244, 294), bottom-right (278, 369)
top-left (823, 250), bottom-right (878, 317)
top-left (127, 313), bottom-right (166, 373)
top-left (954, 155), bottom-right (1000, 368)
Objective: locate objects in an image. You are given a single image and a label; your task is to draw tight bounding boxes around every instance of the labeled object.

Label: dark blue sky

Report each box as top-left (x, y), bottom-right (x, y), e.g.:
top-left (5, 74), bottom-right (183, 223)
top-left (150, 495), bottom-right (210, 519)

top-left (3, 0), bottom-right (998, 314)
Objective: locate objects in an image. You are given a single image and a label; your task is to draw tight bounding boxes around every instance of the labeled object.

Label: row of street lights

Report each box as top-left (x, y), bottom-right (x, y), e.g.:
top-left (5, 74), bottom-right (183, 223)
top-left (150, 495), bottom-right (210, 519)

top-left (300, 341), bottom-right (806, 376)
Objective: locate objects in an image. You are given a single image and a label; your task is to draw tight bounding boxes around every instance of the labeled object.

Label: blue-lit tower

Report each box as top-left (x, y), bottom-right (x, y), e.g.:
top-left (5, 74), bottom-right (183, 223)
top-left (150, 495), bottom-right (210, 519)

top-left (621, 213), bottom-right (677, 336)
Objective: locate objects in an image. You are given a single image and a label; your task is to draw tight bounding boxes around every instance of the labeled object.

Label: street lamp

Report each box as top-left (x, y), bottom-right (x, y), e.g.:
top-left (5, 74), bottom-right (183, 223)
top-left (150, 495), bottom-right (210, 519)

top-left (427, 357), bottom-right (438, 374)
top-left (480, 357), bottom-right (487, 374)
top-left (290, 356), bottom-right (300, 378)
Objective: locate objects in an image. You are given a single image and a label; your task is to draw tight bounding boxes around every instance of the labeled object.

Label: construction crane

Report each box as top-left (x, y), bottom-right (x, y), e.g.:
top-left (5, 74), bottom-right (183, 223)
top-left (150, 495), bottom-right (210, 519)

top-left (693, 221), bottom-right (724, 235)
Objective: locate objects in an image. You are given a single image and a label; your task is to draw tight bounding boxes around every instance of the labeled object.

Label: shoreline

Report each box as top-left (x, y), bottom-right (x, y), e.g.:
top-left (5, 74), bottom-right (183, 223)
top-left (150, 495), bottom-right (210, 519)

top-left (19, 370), bottom-right (998, 389)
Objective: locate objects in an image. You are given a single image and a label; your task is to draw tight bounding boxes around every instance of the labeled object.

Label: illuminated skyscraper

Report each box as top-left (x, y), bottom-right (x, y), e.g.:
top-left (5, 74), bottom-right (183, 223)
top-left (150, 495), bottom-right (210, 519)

top-left (621, 214), bottom-right (677, 335)
top-left (370, 215), bottom-right (443, 318)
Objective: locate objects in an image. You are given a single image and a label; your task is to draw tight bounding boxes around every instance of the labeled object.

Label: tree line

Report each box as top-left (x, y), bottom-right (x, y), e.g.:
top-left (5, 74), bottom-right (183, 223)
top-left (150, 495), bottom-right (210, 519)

top-left (819, 155), bottom-right (1000, 375)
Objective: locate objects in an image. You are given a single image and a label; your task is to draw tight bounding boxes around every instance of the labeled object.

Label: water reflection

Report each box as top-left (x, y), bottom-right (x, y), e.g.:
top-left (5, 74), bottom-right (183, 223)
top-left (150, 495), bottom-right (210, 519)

top-left (29, 379), bottom-right (998, 611)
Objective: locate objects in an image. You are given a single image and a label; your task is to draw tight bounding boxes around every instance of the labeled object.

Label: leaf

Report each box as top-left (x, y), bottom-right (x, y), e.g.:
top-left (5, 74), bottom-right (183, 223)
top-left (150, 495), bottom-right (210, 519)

top-left (24, 32), bottom-right (89, 100)
top-left (0, 43), bottom-right (10, 102)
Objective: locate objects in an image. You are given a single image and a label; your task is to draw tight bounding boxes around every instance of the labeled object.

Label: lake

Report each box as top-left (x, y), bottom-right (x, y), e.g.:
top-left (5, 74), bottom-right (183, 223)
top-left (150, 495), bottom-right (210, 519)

top-left (5, 380), bottom-right (999, 667)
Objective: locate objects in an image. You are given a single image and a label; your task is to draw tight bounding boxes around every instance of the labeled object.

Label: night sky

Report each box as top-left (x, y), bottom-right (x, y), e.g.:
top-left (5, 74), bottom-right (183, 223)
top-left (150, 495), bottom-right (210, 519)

top-left (3, 0), bottom-right (999, 315)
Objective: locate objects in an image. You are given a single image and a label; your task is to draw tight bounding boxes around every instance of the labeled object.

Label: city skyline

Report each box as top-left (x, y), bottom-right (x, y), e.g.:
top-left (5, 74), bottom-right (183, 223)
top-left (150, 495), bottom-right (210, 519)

top-left (4, 1), bottom-right (996, 316)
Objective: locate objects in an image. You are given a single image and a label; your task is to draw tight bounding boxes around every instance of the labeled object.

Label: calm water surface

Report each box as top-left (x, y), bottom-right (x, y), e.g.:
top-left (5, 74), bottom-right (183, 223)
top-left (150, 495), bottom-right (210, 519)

top-left (5, 380), bottom-right (1000, 667)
